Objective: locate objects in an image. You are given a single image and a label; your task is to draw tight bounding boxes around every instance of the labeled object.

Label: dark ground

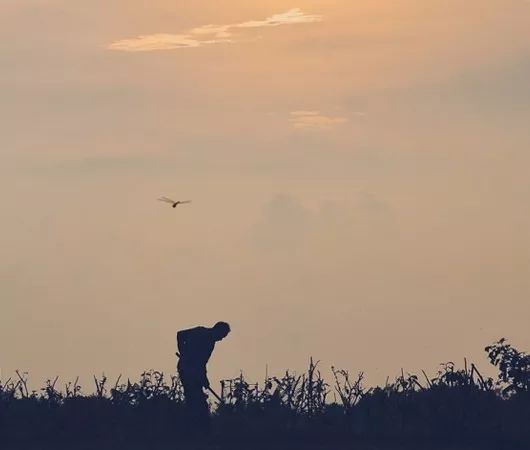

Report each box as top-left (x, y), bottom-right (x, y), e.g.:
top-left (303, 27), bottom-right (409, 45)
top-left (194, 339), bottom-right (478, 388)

top-left (5, 443), bottom-right (526, 450)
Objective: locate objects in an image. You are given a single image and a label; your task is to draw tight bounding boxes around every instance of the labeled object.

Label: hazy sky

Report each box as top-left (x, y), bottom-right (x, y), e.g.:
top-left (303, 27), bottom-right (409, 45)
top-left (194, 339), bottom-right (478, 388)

top-left (1, 0), bottom-right (530, 389)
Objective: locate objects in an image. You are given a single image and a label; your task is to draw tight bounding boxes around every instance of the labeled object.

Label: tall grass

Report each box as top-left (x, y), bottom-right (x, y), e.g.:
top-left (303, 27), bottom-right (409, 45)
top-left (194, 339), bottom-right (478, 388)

top-left (0, 339), bottom-right (528, 448)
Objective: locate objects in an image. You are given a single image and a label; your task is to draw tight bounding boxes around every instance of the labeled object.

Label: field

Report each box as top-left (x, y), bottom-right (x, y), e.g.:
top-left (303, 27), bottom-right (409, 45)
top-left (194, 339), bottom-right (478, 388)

top-left (1, 339), bottom-right (528, 450)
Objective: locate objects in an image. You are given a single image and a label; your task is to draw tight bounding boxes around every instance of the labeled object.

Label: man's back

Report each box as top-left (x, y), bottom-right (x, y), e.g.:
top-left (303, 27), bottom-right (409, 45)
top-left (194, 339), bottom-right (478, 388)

top-left (177, 326), bottom-right (215, 370)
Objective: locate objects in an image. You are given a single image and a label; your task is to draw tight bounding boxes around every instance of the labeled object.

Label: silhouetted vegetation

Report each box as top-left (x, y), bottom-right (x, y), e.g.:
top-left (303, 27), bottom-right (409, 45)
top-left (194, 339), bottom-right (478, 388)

top-left (1, 340), bottom-right (528, 449)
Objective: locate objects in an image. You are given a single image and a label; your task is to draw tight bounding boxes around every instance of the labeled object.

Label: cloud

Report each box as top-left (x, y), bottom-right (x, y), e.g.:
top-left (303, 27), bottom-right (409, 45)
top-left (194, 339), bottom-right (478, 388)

top-left (108, 8), bottom-right (322, 52)
top-left (252, 193), bottom-right (396, 255)
top-left (236, 9), bottom-right (323, 29)
top-left (191, 24), bottom-right (232, 39)
top-left (253, 194), bottom-right (310, 251)
top-left (109, 34), bottom-right (198, 52)
top-left (289, 111), bottom-right (348, 130)
top-left (107, 33), bottom-right (231, 52)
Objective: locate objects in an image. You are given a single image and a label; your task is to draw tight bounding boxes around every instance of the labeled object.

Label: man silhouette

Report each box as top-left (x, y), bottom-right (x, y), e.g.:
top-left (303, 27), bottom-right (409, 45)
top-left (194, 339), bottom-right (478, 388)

top-left (177, 321), bottom-right (230, 427)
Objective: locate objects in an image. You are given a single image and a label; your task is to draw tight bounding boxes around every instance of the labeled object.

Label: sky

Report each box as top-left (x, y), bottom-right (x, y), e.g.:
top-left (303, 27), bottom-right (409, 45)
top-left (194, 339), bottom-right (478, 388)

top-left (1, 0), bottom-right (530, 390)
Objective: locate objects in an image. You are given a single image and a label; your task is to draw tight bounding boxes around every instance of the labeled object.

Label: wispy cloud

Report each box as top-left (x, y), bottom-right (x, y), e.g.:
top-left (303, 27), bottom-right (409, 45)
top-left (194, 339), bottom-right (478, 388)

top-left (190, 24), bottom-right (232, 39)
top-left (236, 9), bottom-right (323, 29)
top-left (289, 111), bottom-right (348, 130)
top-left (108, 9), bottom-right (322, 52)
top-left (108, 34), bottom-right (229, 52)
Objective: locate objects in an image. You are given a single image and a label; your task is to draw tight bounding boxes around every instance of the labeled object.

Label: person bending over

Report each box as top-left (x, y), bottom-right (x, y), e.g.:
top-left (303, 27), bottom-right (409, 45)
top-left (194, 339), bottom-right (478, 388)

top-left (176, 321), bottom-right (230, 427)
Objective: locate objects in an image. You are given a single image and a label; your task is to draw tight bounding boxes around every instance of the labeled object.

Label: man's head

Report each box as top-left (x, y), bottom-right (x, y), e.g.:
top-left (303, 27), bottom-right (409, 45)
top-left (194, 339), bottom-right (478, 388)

top-left (212, 321), bottom-right (231, 341)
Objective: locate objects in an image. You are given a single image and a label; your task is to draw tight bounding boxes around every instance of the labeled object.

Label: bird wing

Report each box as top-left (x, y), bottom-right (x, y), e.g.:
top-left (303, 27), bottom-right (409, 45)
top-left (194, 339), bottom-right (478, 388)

top-left (158, 197), bottom-right (176, 204)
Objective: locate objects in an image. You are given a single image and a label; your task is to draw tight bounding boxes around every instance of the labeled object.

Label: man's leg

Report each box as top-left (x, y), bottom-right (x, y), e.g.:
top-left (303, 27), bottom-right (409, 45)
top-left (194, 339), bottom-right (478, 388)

top-left (181, 375), bottom-right (210, 430)
top-left (192, 386), bottom-right (210, 431)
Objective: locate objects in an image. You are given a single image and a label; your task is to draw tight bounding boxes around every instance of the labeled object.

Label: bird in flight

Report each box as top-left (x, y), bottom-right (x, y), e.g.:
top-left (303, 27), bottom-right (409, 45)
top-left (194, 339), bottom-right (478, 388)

top-left (158, 197), bottom-right (192, 208)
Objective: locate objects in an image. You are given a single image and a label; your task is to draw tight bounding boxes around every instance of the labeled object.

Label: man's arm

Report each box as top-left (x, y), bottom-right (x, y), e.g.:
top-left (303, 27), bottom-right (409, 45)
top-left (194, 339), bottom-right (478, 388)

top-left (202, 369), bottom-right (210, 389)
